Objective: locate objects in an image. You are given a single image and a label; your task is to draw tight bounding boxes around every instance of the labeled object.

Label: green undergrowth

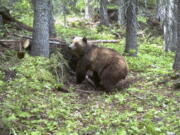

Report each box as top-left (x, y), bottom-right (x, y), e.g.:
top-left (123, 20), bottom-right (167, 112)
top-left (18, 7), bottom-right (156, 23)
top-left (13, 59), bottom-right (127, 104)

top-left (0, 22), bottom-right (179, 135)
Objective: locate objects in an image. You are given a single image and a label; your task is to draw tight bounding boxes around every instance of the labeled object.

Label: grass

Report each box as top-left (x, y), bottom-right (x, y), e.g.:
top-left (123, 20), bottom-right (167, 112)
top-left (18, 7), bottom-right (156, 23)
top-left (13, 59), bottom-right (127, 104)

top-left (0, 19), bottom-right (179, 135)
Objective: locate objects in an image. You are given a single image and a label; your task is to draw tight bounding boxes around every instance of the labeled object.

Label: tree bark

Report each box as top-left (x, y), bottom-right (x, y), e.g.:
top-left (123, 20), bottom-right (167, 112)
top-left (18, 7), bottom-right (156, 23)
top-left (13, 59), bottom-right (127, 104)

top-left (99, 0), bottom-right (109, 26)
top-left (118, 0), bottom-right (126, 25)
top-left (173, 0), bottom-right (180, 70)
top-left (62, 2), bottom-right (67, 27)
top-left (163, 0), bottom-right (177, 52)
top-left (156, 0), bottom-right (165, 21)
top-left (8, 0), bottom-right (18, 7)
top-left (124, 0), bottom-right (138, 56)
top-left (31, 0), bottom-right (50, 57)
top-left (84, 0), bottom-right (93, 20)
top-left (49, 0), bottom-right (56, 38)
top-left (0, 15), bottom-right (3, 27)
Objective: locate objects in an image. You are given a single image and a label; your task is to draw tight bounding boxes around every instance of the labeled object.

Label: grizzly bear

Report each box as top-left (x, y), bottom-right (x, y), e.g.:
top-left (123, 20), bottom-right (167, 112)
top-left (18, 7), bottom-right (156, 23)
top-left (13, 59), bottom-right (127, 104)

top-left (69, 36), bottom-right (128, 91)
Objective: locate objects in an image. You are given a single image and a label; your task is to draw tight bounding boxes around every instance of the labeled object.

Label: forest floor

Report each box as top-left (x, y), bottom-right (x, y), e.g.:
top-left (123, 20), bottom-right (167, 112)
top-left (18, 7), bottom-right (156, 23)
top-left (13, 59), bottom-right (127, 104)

top-left (0, 18), bottom-right (180, 135)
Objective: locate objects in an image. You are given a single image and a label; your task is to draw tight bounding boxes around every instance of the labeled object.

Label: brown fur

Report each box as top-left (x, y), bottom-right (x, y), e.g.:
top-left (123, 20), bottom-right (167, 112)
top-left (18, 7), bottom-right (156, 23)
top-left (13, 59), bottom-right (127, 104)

top-left (69, 37), bottom-right (128, 91)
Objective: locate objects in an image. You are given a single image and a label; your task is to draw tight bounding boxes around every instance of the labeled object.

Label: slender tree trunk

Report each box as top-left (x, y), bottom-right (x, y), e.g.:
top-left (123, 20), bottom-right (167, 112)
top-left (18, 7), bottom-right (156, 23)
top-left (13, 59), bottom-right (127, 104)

top-left (84, 0), bottom-right (93, 20)
top-left (31, 0), bottom-right (50, 57)
top-left (49, 0), bottom-right (56, 38)
top-left (99, 0), bottom-right (109, 26)
top-left (0, 15), bottom-right (3, 26)
top-left (124, 0), bottom-right (137, 56)
top-left (8, 0), bottom-right (18, 7)
top-left (118, 0), bottom-right (126, 25)
top-left (62, 4), bottom-right (67, 27)
top-left (0, 14), bottom-right (3, 36)
top-left (0, 0), bottom-right (3, 28)
top-left (173, 0), bottom-right (180, 70)
top-left (144, 0), bottom-right (148, 7)
top-left (31, 0), bottom-right (35, 11)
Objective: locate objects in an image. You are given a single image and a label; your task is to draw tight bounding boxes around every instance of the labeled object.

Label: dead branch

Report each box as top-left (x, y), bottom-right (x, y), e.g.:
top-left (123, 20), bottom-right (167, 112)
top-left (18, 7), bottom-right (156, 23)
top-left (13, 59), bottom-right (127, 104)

top-left (127, 91), bottom-right (146, 100)
top-left (85, 75), bottom-right (96, 87)
top-left (0, 39), bottom-right (22, 50)
top-left (0, 6), bottom-right (33, 32)
top-left (76, 89), bottom-right (96, 93)
top-left (0, 42), bottom-right (10, 48)
top-left (12, 20), bottom-right (33, 32)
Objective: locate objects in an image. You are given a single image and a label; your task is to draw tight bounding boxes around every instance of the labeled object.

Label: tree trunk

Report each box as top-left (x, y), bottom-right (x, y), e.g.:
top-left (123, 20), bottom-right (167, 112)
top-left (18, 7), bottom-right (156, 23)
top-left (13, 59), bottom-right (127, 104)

top-left (84, 0), bottom-right (93, 20)
top-left (156, 0), bottom-right (165, 21)
top-left (31, 0), bottom-right (50, 57)
top-left (144, 0), bottom-right (148, 7)
top-left (62, 3), bottom-right (67, 27)
top-left (49, 0), bottom-right (56, 38)
top-left (0, 14), bottom-right (3, 37)
top-left (8, 0), bottom-right (18, 7)
top-left (124, 0), bottom-right (138, 56)
top-left (99, 0), bottom-right (109, 26)
top-left (31, 0), bottom-right (35, 9)
top-left (163, 0), bottom-right (177, 52)
top-left (173, 0), bottom-right (180, 70)
top-left (0, 15), bottom-right (3, 27)
top-left (118, 0), bottom-right (126, 25)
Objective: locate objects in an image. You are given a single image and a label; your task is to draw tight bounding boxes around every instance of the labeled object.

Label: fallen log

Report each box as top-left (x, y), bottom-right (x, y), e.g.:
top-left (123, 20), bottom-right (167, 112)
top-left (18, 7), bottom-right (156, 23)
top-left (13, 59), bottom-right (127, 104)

top-left (13, 34), bottom-right (68, 46)
top-left (0, 39), bottom-right (23, 50)
top-left (0, 34), bottom-right (120, 50)
top-left (88, 40), bottom-right (120, 44)
top-left (14, 34), bottom-right (120, 45)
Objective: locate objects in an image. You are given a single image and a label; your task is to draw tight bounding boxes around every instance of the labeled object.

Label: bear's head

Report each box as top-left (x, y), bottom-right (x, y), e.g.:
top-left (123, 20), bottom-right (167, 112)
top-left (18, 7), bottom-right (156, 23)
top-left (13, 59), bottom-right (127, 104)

top-left (69, 37), bottom-right (88, 57)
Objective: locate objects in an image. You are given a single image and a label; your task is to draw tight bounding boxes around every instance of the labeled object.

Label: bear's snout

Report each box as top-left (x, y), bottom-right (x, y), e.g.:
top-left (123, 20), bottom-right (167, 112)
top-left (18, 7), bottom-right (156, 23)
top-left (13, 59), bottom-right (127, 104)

top-left (68, 46), bottom-right (71, 50)
top-left (68, 44), bottom-right (73, 50)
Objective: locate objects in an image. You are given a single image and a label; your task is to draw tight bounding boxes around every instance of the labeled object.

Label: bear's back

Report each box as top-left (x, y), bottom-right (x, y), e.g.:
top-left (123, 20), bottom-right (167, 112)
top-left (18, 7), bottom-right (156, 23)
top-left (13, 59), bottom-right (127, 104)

top-left (87, 46), bottom-right (128, 76)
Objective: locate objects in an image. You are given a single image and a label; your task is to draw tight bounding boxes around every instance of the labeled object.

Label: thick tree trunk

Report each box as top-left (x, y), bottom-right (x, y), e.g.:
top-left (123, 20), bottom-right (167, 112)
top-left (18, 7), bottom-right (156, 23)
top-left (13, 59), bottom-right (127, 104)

top-left (31, 0), bottom-right (50, 57)
top-left (124, 0), bottom-right (137, 56)
top-left (173, 0), bottom-right (180, 70)
top-left (84, 0), bottom-right (93, 20)
top-left (49, 0), bottom-right (56, 38)
top-left (156, 0), bottom-right (166, 21)
top-left (163, 0), bottom-right (177, 52)
top-left (99, 0), bottom-right (109, 26)
top-left (118, 0), bottom-right (126, 25)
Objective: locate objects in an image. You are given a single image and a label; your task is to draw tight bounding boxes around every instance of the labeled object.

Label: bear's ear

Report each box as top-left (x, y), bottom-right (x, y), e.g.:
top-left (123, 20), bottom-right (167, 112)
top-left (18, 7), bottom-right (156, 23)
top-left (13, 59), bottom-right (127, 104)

top-left (82, 37), bottom-right (87, 43)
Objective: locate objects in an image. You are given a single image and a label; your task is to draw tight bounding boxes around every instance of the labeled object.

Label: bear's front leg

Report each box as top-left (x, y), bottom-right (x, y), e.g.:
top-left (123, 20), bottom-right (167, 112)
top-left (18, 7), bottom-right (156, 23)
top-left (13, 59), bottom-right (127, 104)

top-left (76, 72), bottom-right (86, 84)
top-left (88, 71), bottom-right (101, 87)
top-left (76, 57), bottom-right (89, 84)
